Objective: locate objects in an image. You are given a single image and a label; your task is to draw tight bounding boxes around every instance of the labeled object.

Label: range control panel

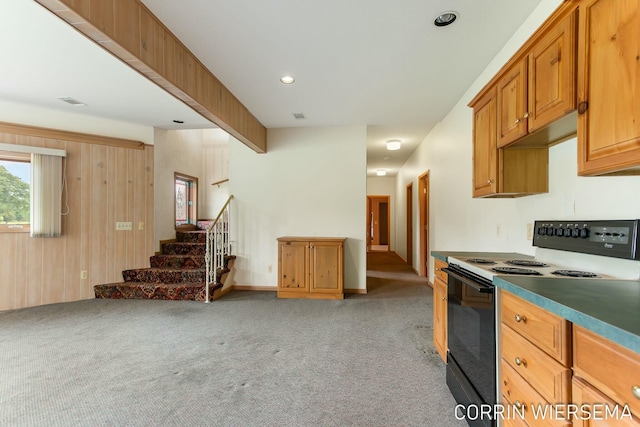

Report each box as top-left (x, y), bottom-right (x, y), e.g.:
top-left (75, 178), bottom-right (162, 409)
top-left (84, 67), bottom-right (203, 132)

top-left (533, 220), bottom-right (640, 260)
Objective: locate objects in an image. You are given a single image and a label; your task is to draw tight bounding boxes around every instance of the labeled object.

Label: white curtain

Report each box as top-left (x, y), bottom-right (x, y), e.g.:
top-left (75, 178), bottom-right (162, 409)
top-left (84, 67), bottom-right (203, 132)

top-left (30, 153), bottom-right (63, 237)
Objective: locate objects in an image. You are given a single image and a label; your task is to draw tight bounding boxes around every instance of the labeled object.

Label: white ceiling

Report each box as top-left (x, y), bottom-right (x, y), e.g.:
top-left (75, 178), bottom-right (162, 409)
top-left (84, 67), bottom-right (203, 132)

top-left (1, 0), bottom-right (542, 176)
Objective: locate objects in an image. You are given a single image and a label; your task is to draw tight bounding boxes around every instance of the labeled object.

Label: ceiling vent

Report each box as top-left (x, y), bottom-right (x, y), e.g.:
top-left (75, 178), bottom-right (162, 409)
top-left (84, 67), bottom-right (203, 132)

top-left (293, 113), bottom-right (305, 119)
top-left (58, 96), bottom-right (87, 106)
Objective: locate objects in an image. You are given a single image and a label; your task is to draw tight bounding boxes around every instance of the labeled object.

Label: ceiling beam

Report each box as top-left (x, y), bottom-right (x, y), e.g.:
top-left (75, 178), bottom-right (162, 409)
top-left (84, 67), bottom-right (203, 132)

top-left (35, 0), bottom-right (267, 153)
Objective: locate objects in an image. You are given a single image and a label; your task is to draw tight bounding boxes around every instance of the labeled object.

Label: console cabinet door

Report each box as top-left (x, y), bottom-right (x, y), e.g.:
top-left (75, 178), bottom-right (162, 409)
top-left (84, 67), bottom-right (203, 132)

top-left (278, 241), bottom-right (309, 293)
top-left (309, 241), bottom-right (343, 294)
top-left (577, 0), bottom-right (640, 175)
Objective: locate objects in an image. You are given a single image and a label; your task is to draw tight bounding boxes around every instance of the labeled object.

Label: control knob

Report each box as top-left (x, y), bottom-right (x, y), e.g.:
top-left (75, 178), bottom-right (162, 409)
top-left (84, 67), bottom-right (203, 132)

top-left (579, 228), bottom-right (589, 239)
top-left (563, 228), bottom-right (571, 237)
top-left (537, 227), bottom-right (546, 236)
top-left (571, 228), bottom-right (580, 238)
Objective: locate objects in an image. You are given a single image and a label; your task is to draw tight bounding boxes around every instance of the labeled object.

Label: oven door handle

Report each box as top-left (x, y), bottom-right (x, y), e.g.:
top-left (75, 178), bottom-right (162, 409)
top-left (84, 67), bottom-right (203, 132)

top-left (441, 267), bottom-right (494, 293)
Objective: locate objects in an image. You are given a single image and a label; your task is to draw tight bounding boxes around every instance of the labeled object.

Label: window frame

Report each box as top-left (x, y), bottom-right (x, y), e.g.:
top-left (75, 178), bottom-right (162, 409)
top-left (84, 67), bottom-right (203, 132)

top-left (0, 151), bottom-right (31, 234)
top-left (174, 172), bottom-right (198, 231)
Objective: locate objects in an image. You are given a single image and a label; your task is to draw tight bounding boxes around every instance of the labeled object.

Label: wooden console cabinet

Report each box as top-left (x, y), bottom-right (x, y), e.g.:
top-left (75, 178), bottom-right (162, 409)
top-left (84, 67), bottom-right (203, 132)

top-left (277, 237), bottom-right (345, 300)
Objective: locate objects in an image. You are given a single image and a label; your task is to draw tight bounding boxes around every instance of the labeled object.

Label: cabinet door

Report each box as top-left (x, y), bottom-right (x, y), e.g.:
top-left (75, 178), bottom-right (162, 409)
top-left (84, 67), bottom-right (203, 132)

top-left (577, 0), bottom-right (640, 175)
top-left (572, 377), bottom-right (640, 427)
top-left (309, 242), bottom-right (342, 294)
top-left (279, 241), bottom-right (308, 292)
top-left (497, 59), bottom-right (528, 147)
top-left (472, 87), bottom-right (498, 197)
top-left (433, 276), bottom-right (447, 363)
top-left (528, 11), bottom-right (576, 132)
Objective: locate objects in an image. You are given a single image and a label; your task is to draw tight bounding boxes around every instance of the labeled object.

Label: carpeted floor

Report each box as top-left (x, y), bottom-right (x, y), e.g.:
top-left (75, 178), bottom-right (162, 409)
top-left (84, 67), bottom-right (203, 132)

top-left (0, 252), bottom-right (465, 427)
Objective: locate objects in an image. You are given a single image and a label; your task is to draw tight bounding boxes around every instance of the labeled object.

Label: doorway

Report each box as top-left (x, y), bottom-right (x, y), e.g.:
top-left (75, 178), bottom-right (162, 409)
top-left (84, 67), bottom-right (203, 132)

top-left (406, 183), bottom-right (413, 269)
top-left (367, 195), bottom-right (390, 252)
top-left (418, 171), bottom-right (430, 277)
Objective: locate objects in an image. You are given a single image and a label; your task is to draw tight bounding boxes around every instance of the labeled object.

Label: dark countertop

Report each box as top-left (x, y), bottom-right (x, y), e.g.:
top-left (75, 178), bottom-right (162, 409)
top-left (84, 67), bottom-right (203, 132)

top-left (431, 251), bottom-right (533, 262)
top-left (494, 276), bottom-right (640, 354)
top-left (431, 250), bottom-right (640, 354)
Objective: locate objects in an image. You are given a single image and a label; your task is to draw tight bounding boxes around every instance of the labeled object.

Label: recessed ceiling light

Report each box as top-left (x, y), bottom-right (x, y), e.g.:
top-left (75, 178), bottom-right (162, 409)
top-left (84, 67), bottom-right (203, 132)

top-left (376, 169), bottom-right (387, 176)
top-left (280, 75), bottom-right (295, 84)
top-left (386, 139), bottom-right (401, 151)
top-left (58, 96), bottom-right (88, 107)
top-left (434, 11), bottom-right (458, 27)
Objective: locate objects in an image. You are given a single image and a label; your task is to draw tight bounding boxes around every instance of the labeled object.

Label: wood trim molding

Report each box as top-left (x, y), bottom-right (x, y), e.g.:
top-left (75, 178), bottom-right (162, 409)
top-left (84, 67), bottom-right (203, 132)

top-left (35, 0), bottom-right (267, 153)
top-left (230, 285), bottom-right (277, 292)
top-left (0, 121), bottom-right (146, 150)
top-left (345, 288), bottom-right (367, 295)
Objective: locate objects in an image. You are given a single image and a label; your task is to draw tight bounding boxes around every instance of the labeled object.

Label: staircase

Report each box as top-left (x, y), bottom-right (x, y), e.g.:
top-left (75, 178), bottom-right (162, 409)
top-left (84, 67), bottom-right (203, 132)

top-left (94, 196), bottom-right (235, 302)
top-left (94, 226), bottom-right (234, 301)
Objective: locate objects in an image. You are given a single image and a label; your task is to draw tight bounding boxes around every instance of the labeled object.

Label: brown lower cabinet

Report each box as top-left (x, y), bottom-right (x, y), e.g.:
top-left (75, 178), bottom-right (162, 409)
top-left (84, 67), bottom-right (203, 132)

top-left (433, 258), bottom-right (448, 363)
top-left (500, 291), bottom-right (640, 426)
top-left (277, 237), bottom-right (344, 300)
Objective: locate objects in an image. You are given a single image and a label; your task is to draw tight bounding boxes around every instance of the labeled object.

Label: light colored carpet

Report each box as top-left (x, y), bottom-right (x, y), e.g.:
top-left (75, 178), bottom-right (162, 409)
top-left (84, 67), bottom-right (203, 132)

top-left (0, 254), bottom-right (465, 427)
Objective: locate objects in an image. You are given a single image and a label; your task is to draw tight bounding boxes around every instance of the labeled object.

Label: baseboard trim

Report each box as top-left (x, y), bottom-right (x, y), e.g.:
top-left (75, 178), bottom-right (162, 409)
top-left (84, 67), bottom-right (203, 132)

top-left (345, 288), bottom-right (367, 295)
top-left (230, 285), bottom-right (277, 292)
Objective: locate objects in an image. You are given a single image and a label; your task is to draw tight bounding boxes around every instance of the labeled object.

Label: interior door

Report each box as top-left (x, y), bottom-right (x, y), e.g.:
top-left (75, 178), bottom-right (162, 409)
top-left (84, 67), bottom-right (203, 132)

top-left (367, 195), bottom-right (390, 251)
top-left (419, 171), bottom-right (430, 277)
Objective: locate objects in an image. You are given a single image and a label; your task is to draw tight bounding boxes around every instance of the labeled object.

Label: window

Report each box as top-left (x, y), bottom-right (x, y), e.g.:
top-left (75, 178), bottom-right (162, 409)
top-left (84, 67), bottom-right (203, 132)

top-left (0, 143), bottom-right (66, 237)
top-left (175, 173), bottom-right (198, 229)
top-left (0, 152), bottom-right (31, 233)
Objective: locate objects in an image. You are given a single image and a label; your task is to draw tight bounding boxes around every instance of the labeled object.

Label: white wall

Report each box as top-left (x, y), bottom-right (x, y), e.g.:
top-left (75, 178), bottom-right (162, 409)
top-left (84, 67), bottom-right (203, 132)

top-left (0, 99), bottom-right (154, 144)
top-left (367, 176), bottom-right (396, 251)
top-left (229, 126), bottom-right (367, 291)
top-left (396, 0), bottom-right (640, 281)
top-left (202, 129), bottom-right (231, 218)
top-left (154, 128), bottom-right (230, 251)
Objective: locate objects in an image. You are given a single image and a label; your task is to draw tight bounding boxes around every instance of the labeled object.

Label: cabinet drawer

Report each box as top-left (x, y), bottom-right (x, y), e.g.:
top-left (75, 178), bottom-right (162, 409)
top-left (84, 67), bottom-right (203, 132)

top-left (434, 259), bottom-right (448, 283)
top-left (573, 325), bottom-right (640, 419)
top-left (502, 360), bottom-right (568, 427)
top-left (501, 292), bottom-right (571, 365)
top-left (502, 324), bottom-right (571, 403)
top-left (572, 377), bottom-right (640, 427)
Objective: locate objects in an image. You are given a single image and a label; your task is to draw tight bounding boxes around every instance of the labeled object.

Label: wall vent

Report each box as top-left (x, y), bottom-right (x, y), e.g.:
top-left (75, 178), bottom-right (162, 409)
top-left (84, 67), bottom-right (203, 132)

top-left (58, 96), bottom-right (88, 106)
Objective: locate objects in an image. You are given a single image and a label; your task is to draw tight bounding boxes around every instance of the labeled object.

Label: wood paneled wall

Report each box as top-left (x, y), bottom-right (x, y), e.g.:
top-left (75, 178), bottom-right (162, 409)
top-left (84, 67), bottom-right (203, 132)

top-left (0, 126), bottom-right (154, 311)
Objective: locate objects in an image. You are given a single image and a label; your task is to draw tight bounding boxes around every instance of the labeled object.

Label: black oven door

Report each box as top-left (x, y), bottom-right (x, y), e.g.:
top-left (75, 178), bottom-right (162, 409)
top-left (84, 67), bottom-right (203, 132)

top-left (442, 265), bottom-right (496, 424)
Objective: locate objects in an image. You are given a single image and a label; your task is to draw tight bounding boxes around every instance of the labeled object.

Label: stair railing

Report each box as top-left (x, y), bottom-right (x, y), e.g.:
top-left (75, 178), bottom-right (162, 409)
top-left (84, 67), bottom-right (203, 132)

top-left (205, 195), bottom-right (233, 303)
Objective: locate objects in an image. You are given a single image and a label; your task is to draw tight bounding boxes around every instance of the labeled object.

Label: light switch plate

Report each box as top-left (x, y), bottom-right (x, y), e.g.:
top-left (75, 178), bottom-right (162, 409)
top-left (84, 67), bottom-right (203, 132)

top-left (116, 222), bottom-right (132, 231)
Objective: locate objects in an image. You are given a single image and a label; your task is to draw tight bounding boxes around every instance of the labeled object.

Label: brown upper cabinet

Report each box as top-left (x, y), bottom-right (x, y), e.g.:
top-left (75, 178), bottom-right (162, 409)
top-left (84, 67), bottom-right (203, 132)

top-left (577, 0), bottom-right (640, 175)
top-left (497, 10), bottom-right (577, 148)
top-left (472, 88), bottom-right (499, 197)
top-left (470, 3), bottom-right (583, 198)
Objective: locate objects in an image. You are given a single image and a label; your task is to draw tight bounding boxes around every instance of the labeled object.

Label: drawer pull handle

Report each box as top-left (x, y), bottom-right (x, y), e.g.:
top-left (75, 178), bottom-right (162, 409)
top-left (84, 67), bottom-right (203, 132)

top-left (633, 385), bottom-right (640, 399)
top-left (514, 314), bottom-right (527, 323)
top-left (515, 400), bottom-right (526, 410)
top-left (515, 357), bottom-right (527, 367)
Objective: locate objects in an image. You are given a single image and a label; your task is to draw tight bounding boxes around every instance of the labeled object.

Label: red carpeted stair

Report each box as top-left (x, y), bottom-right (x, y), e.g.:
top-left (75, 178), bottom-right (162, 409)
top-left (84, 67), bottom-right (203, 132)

top-left (94, 226), bottom-right (234, 301)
